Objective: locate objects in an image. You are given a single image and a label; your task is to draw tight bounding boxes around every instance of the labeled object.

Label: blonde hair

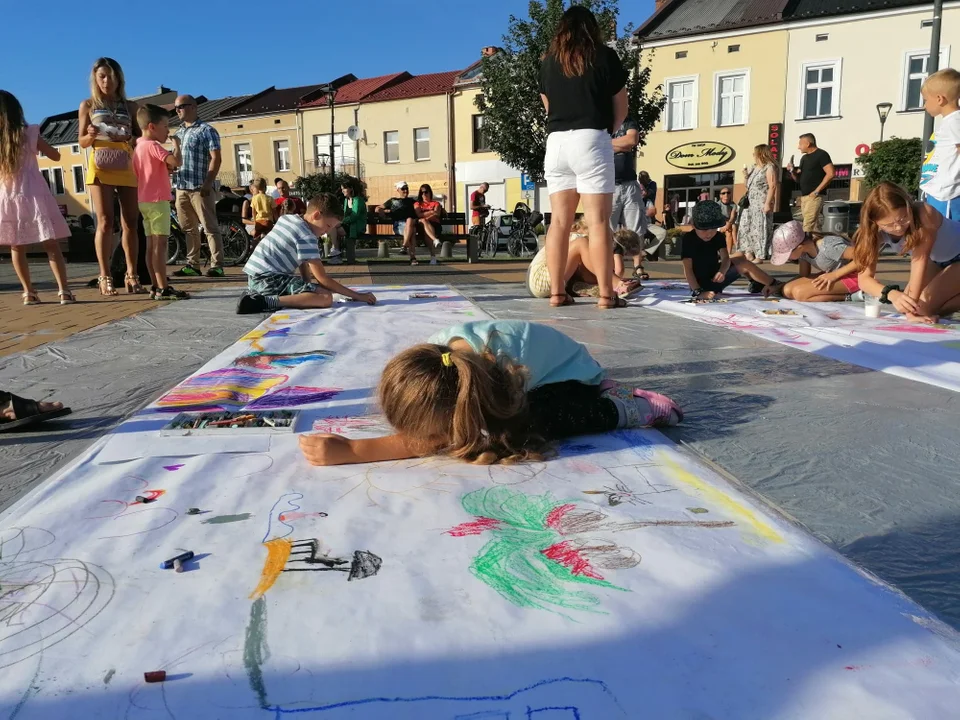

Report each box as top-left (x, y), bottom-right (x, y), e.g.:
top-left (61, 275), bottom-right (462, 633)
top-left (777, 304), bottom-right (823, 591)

top-left (853, 181), bottom-right (924, 269)
top-left (923, 68), bottom-right (960, 103)
top-left (614, 228), bottom-right (642, 255)
top-left (570, 217), bottom-right (588, 239)
top-left (253, 177), bottom-right (267, 192)
top-left (754, 144), bottom-right (775, 166)
top-left (0, 90), bottom-right (26, 179)
top-left (378, 342), bottom-right (543, 464)
top-left (89, 57), bottom-right (127, 110)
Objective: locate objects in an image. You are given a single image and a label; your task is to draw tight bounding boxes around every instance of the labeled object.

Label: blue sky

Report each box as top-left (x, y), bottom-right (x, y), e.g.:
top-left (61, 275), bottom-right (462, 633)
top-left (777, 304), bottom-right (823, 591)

top-left (4, 0), bottom-right (655, 123)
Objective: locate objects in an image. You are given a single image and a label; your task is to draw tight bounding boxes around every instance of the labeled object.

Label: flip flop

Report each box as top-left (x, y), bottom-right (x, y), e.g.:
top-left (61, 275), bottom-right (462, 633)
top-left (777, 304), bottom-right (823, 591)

top-left (0, 392), bottom-right (72, 433)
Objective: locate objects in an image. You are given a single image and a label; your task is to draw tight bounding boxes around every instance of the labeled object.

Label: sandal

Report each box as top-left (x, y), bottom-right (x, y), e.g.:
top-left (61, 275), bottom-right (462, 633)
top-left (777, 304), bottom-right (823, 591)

top-left (632, 269), bottom-right (650, 281)
top-left (125, 273), bottom-right (146, 294)
top-left (410, 258), bottom-right (419, 266)
top-left (597, 295), bottom-right (628, 310)
top-left (762, 279), bottom-right (785, 298)
top-left (615, 279), bottom-right (644, 299)
top-left (98, 276), bottom-right (118, 296)
top-left (22, 291), bottom-right (40, 306)
top-left (549, 292), bottom-right (576, 307)
top-left (0, 391), bottom-right (72, 433)
top-left (58, 291), bottom-right (77, 305)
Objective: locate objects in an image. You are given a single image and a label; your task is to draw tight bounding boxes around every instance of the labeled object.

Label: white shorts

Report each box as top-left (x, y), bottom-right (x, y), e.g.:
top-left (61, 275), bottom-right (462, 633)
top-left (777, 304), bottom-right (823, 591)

top-left (544, 128), bottom-right (615, 196)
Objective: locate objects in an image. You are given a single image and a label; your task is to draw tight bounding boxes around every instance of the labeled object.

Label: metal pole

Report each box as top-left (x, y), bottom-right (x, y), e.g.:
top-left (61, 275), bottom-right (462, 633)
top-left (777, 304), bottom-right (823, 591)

top-left (354, 107), bottom-right (360, 178)
top-left (329, 93), bottom-right (336, 179)
top-left (880, 122), bottom-right (885, 143)
top-left (922, 0), bottom-right (944, 160)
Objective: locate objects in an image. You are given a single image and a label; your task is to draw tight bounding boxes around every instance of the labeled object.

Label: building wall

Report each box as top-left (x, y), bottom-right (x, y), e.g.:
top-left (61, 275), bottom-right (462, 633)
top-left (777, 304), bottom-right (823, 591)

top-left (783, 7), bottom-right (960, 170)
top-left (36, 144), bottom-right (93, 224)
top-left (299, 103), bottom-right (363, 178)
top-left (210, 113), bottom-right (301, 189)
top-left (641, 29), bottom-right (789, 211)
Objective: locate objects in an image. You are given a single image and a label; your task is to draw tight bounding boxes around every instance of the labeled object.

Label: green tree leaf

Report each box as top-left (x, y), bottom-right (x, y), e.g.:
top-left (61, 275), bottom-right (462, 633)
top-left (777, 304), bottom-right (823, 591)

top-left (854, 137), bottom-right (923, 194)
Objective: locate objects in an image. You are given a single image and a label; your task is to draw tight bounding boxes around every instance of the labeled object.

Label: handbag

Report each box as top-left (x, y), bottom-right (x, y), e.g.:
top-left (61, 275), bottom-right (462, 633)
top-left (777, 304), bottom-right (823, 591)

top-left (94, 142), bottom-right (131, 173)
top-left (738, 195), bottom-right (750, 210)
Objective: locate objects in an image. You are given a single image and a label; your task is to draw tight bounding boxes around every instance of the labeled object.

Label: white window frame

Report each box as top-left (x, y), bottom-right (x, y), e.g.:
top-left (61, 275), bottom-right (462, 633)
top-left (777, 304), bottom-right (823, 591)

top-left (70, 144), bottom-right (80, 155)
top-left (798, 59), bottom-right (842, 120)
top-left (414, 128), bottom-right (430, 162)
top-left (47, 167), bottom-right (65, 195)
top-left (901, 47), bottom-right (952, 112)
top-left (72, 164), bottom-right (85, 193)
top-left (713, 69), bottom-right (750, 127)
top-left (273, 139), bottom-right (290, 172)
top-left (384, 131), bottom-right (400, 164)
top-left (664, 75), bottom-right (699, 131)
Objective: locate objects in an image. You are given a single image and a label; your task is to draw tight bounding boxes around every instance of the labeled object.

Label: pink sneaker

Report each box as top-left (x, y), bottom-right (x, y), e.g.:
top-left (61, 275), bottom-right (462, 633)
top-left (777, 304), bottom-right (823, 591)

top-left (632, 388), bottom-right (683, 427)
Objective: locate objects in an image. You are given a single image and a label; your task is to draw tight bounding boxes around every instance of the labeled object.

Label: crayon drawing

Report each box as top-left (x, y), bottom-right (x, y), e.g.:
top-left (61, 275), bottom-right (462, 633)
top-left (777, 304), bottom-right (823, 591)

top-left (233, 350), bottom-right (336, 370)
top-left (311, 415), bottom-right (393, 436)
top-left (241, 326), bottom-right (296, 351)
top-left (247, 386), bottom-right (342, 410)
top-left (155, 368), bottom-right (287, 410)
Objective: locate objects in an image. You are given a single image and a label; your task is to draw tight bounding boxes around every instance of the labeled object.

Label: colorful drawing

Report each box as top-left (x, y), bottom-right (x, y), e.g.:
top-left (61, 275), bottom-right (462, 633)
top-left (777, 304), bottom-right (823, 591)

top-left (241, 326), bottom-right (295, 351)
top-left (156, 368), bottom-right (287, 410)
top-left (247, 386), bottom-right (342, 410)
top-left (446, 487), bottom-right (733, 615)
top-left (311, 415), bottom-right (393, 436)
top-left (83, 477), bottom-right (177, 539)
top-left (250, 539), bottom-right (381, 600)
top-left (233, 350), bottom-right (336, 370)
top-left (876, 323), bottom-right (950, 334)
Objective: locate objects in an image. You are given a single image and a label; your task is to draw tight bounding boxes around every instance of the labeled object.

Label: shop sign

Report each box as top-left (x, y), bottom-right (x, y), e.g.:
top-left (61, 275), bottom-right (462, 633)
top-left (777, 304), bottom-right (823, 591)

top-left (665, 141), bottom-right (736, 170)
top-left (833, 164), bottom-right (852, 180)
top-left (768, 123), bottom-right (784, 164)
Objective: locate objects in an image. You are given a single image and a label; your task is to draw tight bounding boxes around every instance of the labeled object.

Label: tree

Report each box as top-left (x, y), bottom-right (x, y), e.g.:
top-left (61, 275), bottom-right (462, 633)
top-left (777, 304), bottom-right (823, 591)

top-left (293, 172), bottom-right (367, 201)
top-left (855, 137), bottom-right (923, 194)
top-left (475, 0), bottom-right (666, 182)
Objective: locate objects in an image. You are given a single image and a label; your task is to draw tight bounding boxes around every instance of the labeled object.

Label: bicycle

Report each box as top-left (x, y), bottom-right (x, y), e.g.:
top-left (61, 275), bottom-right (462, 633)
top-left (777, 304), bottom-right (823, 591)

top-left (478, 205), bottom-right (542, 259)
top-left (165, 207), bottom-right (251, 267)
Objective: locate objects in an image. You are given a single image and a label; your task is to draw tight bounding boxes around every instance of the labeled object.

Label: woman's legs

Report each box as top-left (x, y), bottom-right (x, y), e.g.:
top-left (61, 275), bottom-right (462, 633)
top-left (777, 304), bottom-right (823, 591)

top-left (10, 246), bottom-right (33, 295)
top-left (917, 262), bottom-right (960, 317)
top-left (117, 186), bottom-right (141, 281)
top-left (546, 190), bottom-right (579, 305)
top-left (581, 192), bottom-right (616, 305)
top-left (88, 182), bottom-right (116, 279)
top-left (41, 240), bottom-right (70, 294)
top-left (781, 276), bottom-right (849, 302)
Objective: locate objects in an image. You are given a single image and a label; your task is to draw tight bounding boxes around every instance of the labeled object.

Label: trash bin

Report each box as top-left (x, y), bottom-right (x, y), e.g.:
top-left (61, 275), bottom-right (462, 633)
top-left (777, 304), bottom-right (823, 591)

top-left (821, 200), bottom-right (851, 234)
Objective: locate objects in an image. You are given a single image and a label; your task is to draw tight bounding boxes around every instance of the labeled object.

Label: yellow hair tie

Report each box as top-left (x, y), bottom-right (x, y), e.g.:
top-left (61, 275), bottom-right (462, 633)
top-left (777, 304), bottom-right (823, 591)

top-left (441, 352), bottom-right (453, 367)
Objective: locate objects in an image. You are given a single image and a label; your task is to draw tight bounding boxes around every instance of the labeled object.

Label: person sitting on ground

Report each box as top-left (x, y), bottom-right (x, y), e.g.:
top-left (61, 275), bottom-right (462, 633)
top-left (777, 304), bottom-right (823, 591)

top-left (245, 178), bottom-right (274, 243)
top-left (1, 390), bottom-right (71, 432)
top-left (681, 200), bottom-right (782, 302)
top-left (299, 320), bottom-right (682, 467)
top-left (375, 181), bottom-right (421, 264)
top-left (854, 181), bottom-right (960, 323)
top-left (238, 192), bottom-right (376, 314)
top-left (770, 221), bottom-right (860, 302)
top-left (613, 229), bottom-right (649, 285)
top-left (527, 220), bottom-right (642, 300)
top-left (414, 183), bottom-right (442, 263)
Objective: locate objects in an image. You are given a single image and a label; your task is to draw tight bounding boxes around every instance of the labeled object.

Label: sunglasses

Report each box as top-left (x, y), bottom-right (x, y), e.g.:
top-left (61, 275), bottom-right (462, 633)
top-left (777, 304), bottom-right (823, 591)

top-left (399, 187), bottom-right (409, 192)
top-left (174, 104), bottom-right (195, 111)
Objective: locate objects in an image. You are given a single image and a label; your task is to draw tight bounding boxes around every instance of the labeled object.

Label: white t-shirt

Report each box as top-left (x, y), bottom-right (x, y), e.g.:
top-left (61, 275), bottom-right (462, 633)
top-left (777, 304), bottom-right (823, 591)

top-left (920, 110), bottom-right (960, 201)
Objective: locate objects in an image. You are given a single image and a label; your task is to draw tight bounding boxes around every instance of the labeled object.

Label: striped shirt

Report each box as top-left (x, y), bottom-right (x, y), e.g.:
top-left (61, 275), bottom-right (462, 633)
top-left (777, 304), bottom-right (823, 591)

top-left (173, 121), bottom-right (221, 190)
top-left (243, 215), bottom-right (321, 277)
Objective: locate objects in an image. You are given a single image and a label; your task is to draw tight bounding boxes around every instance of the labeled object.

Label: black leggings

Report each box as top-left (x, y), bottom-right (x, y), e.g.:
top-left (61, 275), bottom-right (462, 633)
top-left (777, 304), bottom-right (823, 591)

top-left (527, 381), bottom-right (619, 441)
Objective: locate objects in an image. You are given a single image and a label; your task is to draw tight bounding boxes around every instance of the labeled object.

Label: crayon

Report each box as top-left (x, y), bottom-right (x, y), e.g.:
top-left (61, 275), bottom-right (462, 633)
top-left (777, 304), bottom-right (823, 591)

top-left (160, 550), bottom-right (194, 569)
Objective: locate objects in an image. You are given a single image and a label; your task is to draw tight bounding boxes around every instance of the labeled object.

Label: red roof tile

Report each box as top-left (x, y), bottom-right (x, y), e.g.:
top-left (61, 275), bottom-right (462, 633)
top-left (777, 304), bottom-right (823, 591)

top-left (361, 70), bottom-right (462, 103)
top-left (301, 73), bottom-right (410, 107)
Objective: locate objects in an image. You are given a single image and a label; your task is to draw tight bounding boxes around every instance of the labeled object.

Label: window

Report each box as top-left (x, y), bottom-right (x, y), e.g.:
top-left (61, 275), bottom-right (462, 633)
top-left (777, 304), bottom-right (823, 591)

top-left (40, 169), bottom-right (50, 188)
top-left (675, 51), bottom-right (687, 59)
top-left (715, 71), bottom-right (748, 127)
top-left (273, 140), bottom-right (290, 172)
top-left (815, 34), bottom-right (829, 42)
top-left (50, 167), bottom-right (64, 195)
top-left (73, 165), bottom-right (85, 193)
top-left (70, 144), bottom-right (80, 155)
top-left (727, 44), bottom-right (740, 53)
top-left (414, 128), bottom-right (430, 161)
top-left (384, 131), bottom-right (399, 163)
top-left (902, 49), bottom-right (951, 110)
top-left (921, 19), bottom-right (933, 28)
top-left (472, 115), bottom-right (491, 153)
top-left (314, 134), bottom-right (356, 168)
top-left (800, 61), bottom-right (841, 118)
top-left (274, 119), bottom-right (281, 125)
top-left (666, 76), bottom-right (697, 131)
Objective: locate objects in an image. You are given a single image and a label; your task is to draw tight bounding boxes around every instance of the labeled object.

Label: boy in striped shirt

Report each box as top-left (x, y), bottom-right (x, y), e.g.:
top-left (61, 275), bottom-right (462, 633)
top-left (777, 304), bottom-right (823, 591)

top-left (238, 193), bottom-right (376, 314)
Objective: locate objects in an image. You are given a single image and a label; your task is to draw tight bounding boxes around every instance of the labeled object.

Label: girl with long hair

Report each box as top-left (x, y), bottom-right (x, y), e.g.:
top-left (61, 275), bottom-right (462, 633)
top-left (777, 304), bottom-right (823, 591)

top-left (414, 183), bottom-right (441, 264)
top-left (539, 6), bottom-right (629, 309)
top-left (0, 90), bottom-right (74, 305)
top-left (299, 320), bottom-right (682, 466)
top-left (737, 144), bottom-right (779, 261)
top-left (78, 57), bottom-right (143, 296)
top-left (854, 181), bottom-right (960, 322)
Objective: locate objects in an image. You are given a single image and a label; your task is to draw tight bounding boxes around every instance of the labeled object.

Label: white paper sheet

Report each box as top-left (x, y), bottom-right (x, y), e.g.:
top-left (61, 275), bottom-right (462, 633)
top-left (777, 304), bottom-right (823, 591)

top-left (2, 285), bottom-right (959, 719)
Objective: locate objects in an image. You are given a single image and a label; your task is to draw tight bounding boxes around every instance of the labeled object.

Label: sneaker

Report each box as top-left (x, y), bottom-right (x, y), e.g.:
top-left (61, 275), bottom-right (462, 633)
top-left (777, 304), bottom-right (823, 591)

top-left (846, 290), bottom-right (865, 302)
top-left (433, 239), bottom-right (441, 249)
top-left (328, 249), bottom-right (342, 260)
top-left (206, 267), bottom-right (225, 278)
top-left (748, 280), bottom-right (765, 294)
top-left (160, 286), bottom-right (190, 300)
top-left (174, 265), bottom-right (202, 277)
top-left (430, 257), bottom-right (438, 265)
top-left (326, 256), bottom-right (342, 265)
top-left (236, 293), bottom-right (269, 315)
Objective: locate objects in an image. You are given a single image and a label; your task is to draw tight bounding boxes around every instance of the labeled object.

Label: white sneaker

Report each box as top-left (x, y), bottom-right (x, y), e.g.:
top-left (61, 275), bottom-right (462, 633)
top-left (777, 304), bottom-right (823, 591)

top-left (433, 239), bottom-right (441, 249)
top-left (430, 257), bottom-right (438, 265)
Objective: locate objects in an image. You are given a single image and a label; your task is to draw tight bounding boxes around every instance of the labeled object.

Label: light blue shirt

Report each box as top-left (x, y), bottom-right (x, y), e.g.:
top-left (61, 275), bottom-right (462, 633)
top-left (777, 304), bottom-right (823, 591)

top-left (428, 320), bottom-right (604, 390)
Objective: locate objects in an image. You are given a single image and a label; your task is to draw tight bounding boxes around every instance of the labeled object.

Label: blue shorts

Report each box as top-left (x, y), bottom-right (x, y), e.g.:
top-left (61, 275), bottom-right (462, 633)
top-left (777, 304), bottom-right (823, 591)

top-left (696, 265), bottom-right (741, 293)
top-left (934, 252), bottom-right (960, 269)
top-left (247, 273), bottom-right (318, 297)
top-left (924, 195), bottom-right (960, 220)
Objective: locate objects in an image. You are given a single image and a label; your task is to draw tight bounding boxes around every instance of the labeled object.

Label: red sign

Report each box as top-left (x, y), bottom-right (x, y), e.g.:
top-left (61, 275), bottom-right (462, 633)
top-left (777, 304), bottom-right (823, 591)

top-left (833, 164), bottom-right (852, 179)
top-left (855, 144), bottom-right (871, 157)
top-left (768, 123), bottom-right (784, 164)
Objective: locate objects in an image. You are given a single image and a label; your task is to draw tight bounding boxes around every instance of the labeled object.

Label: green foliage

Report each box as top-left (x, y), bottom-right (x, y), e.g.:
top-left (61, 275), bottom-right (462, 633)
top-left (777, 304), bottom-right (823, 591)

top-left (855, 137), bottom-right (923, 194)
top-left (293, 172), bottom-right (367, 201)
top-left (475, 0), bottom-right (665, 181)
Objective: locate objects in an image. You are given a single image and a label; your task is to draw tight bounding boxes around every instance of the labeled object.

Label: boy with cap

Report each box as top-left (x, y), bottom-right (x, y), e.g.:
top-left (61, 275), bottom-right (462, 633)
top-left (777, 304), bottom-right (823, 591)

top-left (681, 201), bottom-right (781, 301)
top-left (375, 181), bottom-right (423, 264)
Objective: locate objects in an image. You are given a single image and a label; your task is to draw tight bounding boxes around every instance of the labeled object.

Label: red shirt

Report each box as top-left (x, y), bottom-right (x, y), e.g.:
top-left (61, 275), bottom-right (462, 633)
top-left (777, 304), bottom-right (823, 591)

top-left (470, 190), bottom-right (487, 220)
top-left (275, 196), bottom-right (306, 214)
top-left (415, 200), bottom-right (441, 219)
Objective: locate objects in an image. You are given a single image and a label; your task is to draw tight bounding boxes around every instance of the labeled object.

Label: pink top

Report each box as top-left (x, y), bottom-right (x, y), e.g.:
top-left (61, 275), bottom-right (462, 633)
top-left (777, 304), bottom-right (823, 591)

top-left (133, 139), bottom-right (172, 203)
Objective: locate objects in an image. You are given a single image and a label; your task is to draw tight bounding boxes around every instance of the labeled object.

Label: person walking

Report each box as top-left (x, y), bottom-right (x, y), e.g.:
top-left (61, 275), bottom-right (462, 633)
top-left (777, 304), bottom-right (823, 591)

top-left (738, 144), bottom-right (779, 261)
top-left (611, 118), bottom-right (648, 279)
top-left (787, 133), bottom-right (834, 232)
top-left (171, 95), bottom-right (225, 278)
top-left (78, 57), bottom-right (142, 295)
top-left (539, 5), bottom-right (628, 309)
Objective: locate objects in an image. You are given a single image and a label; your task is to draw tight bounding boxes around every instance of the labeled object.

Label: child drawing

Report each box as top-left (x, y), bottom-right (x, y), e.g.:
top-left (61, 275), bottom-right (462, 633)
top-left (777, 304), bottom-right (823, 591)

top-left (299, 320), bottom-right (683, 466)
top-left (770, 221), bottom-right (860, 302)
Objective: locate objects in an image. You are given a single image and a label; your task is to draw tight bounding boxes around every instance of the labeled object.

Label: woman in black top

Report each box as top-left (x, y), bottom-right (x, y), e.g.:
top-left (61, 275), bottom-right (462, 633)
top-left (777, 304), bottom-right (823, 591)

top-left (539, 6), bottom-right (629, 309)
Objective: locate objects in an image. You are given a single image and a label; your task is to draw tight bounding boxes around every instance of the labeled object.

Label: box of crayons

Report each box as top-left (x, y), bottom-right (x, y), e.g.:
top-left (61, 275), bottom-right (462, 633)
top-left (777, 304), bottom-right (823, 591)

top-left (160, 410), bottom-right (299, 436)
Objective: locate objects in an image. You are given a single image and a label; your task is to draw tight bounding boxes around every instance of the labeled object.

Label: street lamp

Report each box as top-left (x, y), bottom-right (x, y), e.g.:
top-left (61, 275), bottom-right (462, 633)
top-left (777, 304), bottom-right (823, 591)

top-left (877, 102), bottom-right (893, 141)
top-left (316, 83), bottom-right (336, 178)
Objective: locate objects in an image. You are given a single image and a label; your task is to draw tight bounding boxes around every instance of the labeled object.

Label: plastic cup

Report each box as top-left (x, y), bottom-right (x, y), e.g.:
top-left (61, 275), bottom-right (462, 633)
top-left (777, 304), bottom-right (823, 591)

top-left (864, 294), bottom-right (881, 318)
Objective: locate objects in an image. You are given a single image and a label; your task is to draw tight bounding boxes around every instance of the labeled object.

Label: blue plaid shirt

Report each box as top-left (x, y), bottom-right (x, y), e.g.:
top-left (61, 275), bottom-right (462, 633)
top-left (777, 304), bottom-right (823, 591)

top-left (173, 121), bottom-right (221, 190)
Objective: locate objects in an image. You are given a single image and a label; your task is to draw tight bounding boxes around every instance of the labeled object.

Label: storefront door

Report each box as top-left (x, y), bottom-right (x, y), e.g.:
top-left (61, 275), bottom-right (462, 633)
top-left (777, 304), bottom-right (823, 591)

top-left (665, 171), bottom-right (736, 223)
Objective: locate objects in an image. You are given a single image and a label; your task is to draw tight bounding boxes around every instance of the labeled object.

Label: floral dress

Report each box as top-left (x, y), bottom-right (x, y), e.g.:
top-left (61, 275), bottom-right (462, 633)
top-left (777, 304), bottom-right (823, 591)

top-left (738, 163), bottom-right (775, 259)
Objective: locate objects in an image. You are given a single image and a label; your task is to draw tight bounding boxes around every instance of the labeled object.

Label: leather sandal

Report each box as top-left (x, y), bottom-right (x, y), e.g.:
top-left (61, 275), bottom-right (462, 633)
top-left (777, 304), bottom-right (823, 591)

top-left (597, 295), bottom-right (628, 310)
top-left (549, 292), bottom-right (575, 307)
top-left (0, 391), bottom-right (72, 432)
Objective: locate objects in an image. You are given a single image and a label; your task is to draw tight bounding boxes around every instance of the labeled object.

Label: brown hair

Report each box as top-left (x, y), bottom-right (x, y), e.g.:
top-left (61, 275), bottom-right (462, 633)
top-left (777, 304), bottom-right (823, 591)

top-left (378, 342), bottom-right (543, 464)
top-left (306, 192), bottom-right (343, 219)
top-left (279, 198), bottom-right (298, 215)
top-left (136, 104), bottom-right (168, 131)
top-left (547, 6), bottom-right (604, 78)
top-left (614, 228), bottom-right (642, 255)
top-left (923, 68), bottom-right (960, 102)
top-left (253, 177), bottom-right (267, 192)
top-left (753, 144), bottom-right (775, 166)
top-left (853, 181), bottom-right (924, 269)
top-left (90, 57), bottom-right (127, 109)
top-left (0, 90), bottom-right (27, 179)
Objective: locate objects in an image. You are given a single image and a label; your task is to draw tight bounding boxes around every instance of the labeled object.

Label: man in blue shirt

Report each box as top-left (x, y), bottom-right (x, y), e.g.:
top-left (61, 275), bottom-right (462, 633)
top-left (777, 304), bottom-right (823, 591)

top-left (172, 95), bottom-right (225, 277)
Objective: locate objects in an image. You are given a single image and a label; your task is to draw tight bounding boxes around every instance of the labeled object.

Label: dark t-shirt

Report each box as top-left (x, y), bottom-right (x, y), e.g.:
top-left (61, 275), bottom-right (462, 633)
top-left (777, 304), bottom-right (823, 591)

top-left (539, 45), bottom-right (627, 134)
top-left (383, 197), bottom-right (417, 221)
top-left (798, 148), bottom-right (832, 196)
top-left (680, 230), bottom-right (725, 283)
top-left (613, 119), bottom-right (639, 183)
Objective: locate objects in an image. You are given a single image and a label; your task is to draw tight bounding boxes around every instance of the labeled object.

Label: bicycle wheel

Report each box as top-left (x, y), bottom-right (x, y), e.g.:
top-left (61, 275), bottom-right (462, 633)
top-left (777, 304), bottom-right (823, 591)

top-left (484, 224), bottom-right (499, 258)
top-left (166, 230), bottom-right (184, 265)
top-left (219, 216), bottom-right (251, 266)
top-left (520, 228), bottom-right (539, 257)
top-left (506, 231), bottom-right (522, 258)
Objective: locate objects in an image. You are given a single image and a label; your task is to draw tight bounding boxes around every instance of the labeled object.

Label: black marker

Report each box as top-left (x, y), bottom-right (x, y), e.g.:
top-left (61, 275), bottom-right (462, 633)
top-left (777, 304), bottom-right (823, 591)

top-left (160, 551), bottom-right (194, 569)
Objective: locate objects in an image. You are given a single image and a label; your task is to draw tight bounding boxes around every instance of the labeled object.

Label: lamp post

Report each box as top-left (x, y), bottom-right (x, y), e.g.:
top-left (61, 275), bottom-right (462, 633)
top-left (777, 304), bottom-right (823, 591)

top-left (877, 102), bottom-right (893, 141)
top-left (326, 85), bottom-right (336, 179)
